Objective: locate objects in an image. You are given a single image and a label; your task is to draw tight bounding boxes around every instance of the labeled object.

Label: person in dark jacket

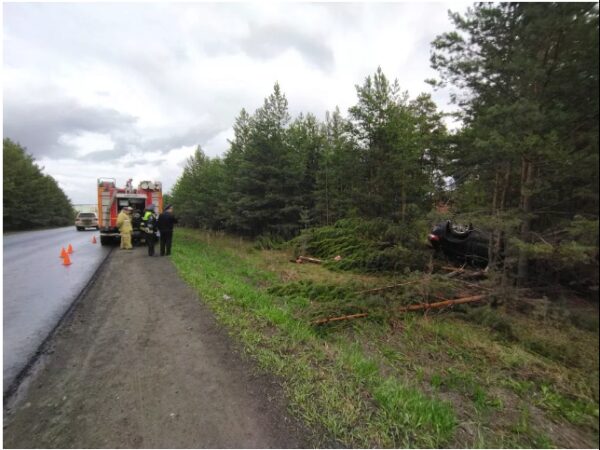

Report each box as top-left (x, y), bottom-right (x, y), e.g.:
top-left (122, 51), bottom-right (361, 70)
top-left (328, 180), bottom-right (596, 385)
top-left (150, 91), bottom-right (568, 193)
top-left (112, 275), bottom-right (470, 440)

top-left (157, 204), bottom-right (178, 256)
top-left (141, 204), bottom-right (158, 256)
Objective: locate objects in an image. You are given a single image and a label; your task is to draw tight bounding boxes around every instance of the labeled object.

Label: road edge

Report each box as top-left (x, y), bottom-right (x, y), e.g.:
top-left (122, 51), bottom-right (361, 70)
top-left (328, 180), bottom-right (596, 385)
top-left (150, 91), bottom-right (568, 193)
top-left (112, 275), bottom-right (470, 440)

top-left (3, 246), bottom-right (114, 407)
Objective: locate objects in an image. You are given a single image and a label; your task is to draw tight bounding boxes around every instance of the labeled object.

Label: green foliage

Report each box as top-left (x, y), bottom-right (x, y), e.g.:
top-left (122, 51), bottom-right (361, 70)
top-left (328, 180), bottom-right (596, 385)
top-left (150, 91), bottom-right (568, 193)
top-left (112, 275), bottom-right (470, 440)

top-left (291, 218), bottom-right (431, 273)
top-left (171, 147), bottom-right (227, 229)
top-left (347, 67), bottom-right (443, 221)
top-left (170, 73), bottom-right (447, 241)
top-left (168, 4), bottom-right (599, 290)
top-left (3, 138), bottom-right (74, 230)
top-left (253, 233), bottom-right (285, 250)
top-left (431, 3), bottom-right (599, 285)
top-left (172, 228), bottom-right (600, 448)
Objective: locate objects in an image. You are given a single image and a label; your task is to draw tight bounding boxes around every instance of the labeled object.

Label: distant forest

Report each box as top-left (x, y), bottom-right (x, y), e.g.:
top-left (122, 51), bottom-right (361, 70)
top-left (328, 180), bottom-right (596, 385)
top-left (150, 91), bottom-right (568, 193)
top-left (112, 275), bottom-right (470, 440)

top-left (171, 3), bottom-right (598, 289)
top-left (3, 138), bottom-right (74, 231)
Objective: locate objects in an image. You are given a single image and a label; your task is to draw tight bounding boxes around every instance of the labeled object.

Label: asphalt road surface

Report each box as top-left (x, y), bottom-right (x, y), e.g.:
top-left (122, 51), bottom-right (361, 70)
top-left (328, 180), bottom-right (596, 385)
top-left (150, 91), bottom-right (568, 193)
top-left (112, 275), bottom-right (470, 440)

top-left (3, 246), bottom-right (309, 448)
top-left (3, 226), bottom-right (111, 393)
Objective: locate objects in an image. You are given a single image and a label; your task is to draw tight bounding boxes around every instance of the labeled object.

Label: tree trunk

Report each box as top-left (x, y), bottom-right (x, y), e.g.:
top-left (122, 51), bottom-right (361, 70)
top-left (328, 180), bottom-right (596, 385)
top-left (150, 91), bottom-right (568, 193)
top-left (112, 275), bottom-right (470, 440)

top-left (488, 161), bottom-right (511, 271)
top-left (400, 173), bottom-right (407, 223)
top-left (495, 162), bottom-right (511, 269)
top-left (517, 158), bottom-right (534, 284)
top-left (488, 168), bottom-right (501, 268)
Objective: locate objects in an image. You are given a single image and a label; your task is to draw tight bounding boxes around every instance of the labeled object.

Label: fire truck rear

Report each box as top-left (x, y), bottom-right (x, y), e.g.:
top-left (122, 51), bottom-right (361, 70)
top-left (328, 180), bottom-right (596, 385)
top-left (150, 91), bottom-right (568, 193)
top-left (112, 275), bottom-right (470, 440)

top-left (97, 178), bottom-right (163, 245)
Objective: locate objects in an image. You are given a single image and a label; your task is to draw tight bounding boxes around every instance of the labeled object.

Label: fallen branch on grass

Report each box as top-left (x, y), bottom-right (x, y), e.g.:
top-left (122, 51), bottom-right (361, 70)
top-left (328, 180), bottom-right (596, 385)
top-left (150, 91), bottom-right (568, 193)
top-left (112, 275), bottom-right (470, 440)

top-left (443, 265), bottom-right (487, 280)
top-left (443, 265), bottom-right (465, 278)
top-left (449, 278), bottom-right (492, 292)
top-left (295, 256), bottom-right (323, 264)
top-left (459, 270), bottom-right (487, 280)
top-left (398, 294), bottom-right (487, 313)
top-left (312, 313), bottom-right (369, 325)
top-left (441, 265), bottom-right (466, 272)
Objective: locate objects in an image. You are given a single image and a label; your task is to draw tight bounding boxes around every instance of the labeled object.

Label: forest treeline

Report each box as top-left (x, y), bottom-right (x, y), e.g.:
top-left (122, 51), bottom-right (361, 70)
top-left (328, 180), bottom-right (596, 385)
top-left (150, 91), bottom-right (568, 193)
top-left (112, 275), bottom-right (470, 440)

top-left (172, 3), bottom-right (598, 289)
top-left (3, 138), bottom-right (75, 231)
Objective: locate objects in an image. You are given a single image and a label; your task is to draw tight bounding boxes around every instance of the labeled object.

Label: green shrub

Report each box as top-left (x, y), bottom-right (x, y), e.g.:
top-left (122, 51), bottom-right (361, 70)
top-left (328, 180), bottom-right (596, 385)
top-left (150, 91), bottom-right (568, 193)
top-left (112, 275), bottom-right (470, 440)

top-left (254, 233), bottom-right (285, 250)
top-left (290, 218), bottom-right (431, 273)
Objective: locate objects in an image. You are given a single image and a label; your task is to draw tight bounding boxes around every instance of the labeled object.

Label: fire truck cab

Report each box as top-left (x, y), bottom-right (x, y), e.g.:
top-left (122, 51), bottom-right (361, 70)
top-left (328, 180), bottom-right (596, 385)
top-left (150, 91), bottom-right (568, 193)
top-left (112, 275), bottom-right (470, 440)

top-left (97, 177), bottom-right (163, 246)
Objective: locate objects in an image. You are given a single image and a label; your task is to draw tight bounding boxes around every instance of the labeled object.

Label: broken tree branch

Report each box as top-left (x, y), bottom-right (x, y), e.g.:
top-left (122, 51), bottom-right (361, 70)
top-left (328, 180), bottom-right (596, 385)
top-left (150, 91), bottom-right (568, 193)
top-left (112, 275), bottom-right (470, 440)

top-left (312, 313), bottom-right (369, 325)
top-left (398, 295), bottom-right (487, 313)
top-left (459, 270), bottom-right (487, 280)
top-left (449, 278), bottom-right (492, 292)
top-left (441, 263), bottom-right (467, 272)
top-left (296, 256), bottom-right (323, 264)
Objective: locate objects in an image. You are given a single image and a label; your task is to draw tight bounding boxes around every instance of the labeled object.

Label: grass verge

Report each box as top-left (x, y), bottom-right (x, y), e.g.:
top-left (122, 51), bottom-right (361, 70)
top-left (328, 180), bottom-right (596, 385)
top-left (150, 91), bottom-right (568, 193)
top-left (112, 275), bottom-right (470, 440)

top-left (172, 228), bottom-right (599, 448)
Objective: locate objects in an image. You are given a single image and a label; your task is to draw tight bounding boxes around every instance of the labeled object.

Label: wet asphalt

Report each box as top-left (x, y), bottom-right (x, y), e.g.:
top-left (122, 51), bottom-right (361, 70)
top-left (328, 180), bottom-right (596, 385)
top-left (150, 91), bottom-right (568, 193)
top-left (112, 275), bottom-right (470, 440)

top-left (3, 226), bottom-right (111, 393)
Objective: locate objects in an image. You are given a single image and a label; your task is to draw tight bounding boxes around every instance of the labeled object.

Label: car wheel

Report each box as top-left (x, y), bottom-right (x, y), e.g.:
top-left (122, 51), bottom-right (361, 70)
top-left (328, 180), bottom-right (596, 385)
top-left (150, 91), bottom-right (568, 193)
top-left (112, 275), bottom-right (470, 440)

top-left (76, 226), bottom-right (83, 231)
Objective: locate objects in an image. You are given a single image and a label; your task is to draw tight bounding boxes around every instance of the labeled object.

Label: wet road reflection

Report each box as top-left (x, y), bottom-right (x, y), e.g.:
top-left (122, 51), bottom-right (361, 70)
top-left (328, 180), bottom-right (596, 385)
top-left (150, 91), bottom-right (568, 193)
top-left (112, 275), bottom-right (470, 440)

top-left (3, 227), bottom-right (111, 391)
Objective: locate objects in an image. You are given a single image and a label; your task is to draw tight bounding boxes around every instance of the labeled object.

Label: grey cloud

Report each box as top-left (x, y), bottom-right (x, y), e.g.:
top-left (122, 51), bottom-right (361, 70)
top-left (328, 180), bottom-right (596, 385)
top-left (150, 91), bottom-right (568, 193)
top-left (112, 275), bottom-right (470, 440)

top-left (79, 149), bottom-right (125, 162)
top-left (141, 124), bottom-right (228, 154)
top-left (203, 21), bottom-right (335, 72)
top-left (3, 96), bottom-right (137, 159)
top-left (241, 24), bottom-right (334, 72)
top-left (122, 158), bottom-right (168, 169)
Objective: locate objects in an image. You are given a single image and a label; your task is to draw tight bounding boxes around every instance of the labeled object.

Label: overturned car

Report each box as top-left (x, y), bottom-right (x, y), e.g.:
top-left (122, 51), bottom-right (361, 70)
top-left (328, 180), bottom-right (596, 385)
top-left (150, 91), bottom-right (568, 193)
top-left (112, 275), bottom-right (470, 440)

top-left (428, 221), bottom-right (490, 267)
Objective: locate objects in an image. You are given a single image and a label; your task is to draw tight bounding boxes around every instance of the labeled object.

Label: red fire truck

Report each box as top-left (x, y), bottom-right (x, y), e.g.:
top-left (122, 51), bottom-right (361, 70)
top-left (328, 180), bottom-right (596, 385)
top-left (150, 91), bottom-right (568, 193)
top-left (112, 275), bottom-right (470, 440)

top-left (97, 178), bottom-right (163, 245)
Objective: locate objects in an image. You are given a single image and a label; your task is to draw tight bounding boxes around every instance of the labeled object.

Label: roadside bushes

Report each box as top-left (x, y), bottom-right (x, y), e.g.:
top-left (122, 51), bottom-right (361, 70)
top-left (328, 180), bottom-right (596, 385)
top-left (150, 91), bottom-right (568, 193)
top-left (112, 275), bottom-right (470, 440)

top-left (290, 218), bottom-right (431, 273)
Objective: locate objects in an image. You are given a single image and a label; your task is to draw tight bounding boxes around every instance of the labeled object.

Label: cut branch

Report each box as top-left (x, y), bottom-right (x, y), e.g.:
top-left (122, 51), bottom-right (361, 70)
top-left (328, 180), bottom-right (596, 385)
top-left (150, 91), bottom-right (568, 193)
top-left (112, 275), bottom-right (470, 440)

top-left (398, 295), bottom-right (487, 313)
top-left (296, 256), bottom-right (323, 264)
top-left (450, 278), bottom-right (492, 291)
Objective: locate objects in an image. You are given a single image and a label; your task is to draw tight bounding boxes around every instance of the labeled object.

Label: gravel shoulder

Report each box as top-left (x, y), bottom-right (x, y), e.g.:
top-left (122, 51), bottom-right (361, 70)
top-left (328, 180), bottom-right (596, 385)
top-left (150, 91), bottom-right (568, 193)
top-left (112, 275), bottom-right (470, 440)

top-left (3, 248), bottom-right (309, 448)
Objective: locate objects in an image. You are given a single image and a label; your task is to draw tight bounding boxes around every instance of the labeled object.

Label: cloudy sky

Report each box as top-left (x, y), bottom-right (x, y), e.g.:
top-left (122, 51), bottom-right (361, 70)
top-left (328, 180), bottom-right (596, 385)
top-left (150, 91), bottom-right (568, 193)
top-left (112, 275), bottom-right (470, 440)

top-left (3, 2), bottom-right (469, 204)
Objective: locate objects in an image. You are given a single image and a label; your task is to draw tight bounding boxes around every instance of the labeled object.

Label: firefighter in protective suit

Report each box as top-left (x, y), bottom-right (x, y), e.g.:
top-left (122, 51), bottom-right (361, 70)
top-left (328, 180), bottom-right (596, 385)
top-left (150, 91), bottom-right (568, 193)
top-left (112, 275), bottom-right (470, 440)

top-left (116, 206), bottom-right (133, 250)
top-left (141, 204), bottom-right (158, 256)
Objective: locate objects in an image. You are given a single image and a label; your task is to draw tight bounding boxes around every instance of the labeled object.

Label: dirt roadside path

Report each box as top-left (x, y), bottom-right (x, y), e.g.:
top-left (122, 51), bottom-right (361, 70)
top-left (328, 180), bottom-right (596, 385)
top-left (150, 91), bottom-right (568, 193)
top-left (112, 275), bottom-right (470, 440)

top-left (3, 248), bottom-right (309, 448)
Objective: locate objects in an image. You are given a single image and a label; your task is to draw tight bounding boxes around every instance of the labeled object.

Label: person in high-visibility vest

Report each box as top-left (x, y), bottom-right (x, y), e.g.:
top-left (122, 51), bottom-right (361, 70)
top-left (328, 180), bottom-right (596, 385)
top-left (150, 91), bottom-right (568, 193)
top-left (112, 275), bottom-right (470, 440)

top-left (116, 206), bottom-right (133, 250)
top-left (140, 204), bottom-right (158, 256)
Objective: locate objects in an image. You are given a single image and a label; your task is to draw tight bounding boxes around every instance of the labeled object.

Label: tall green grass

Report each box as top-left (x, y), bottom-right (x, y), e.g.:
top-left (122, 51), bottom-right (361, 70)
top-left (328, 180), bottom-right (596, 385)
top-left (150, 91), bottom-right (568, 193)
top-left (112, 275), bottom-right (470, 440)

top-left (171, 228), bottom-right (599, 448)
top-left (171, 229), bottom-right (457, 448)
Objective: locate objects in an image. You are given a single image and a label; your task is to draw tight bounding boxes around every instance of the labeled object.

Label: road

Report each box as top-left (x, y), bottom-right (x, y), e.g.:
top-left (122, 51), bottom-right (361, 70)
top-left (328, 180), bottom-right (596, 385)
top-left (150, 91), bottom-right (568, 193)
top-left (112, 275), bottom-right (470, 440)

top-left (3, 226), bottom-right (111, 393)
top-left (3, 246), bottom-right (308, 448)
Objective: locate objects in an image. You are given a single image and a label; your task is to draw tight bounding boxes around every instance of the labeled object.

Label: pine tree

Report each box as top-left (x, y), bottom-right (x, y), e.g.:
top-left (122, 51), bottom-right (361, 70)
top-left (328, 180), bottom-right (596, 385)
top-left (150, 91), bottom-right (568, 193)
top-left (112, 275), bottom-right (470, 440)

top-left (431, 2), bottom-right (599, 283)
top-left (314, 107), bottom-right (362, 224)
top-left (232, 83), bottom-right (301, 238)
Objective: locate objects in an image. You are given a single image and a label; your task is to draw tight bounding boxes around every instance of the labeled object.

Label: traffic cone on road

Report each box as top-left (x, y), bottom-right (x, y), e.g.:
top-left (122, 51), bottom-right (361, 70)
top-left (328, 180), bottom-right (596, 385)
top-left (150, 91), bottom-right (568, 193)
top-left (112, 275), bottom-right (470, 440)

top-left (67, 243), bottom-right (74, 254)
top-left (62, 252), bottom-right (72, 266)
top-left (92, 235), bottom-right (97, 244)
top-left (60, 247), bottom-right (68, 258)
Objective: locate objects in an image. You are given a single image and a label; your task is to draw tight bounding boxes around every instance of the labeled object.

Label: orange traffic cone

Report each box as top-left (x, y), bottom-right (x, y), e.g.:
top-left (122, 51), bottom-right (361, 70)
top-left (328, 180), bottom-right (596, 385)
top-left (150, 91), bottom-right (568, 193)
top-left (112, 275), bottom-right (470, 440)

top-left (92, 235), bottom-right (97, 244)
top-left (62, 252), bottom-right (72, 266)
top-left (67, 243), bottom-right (74, 254)
top-left (60, 247), bottom-right (68, 258)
